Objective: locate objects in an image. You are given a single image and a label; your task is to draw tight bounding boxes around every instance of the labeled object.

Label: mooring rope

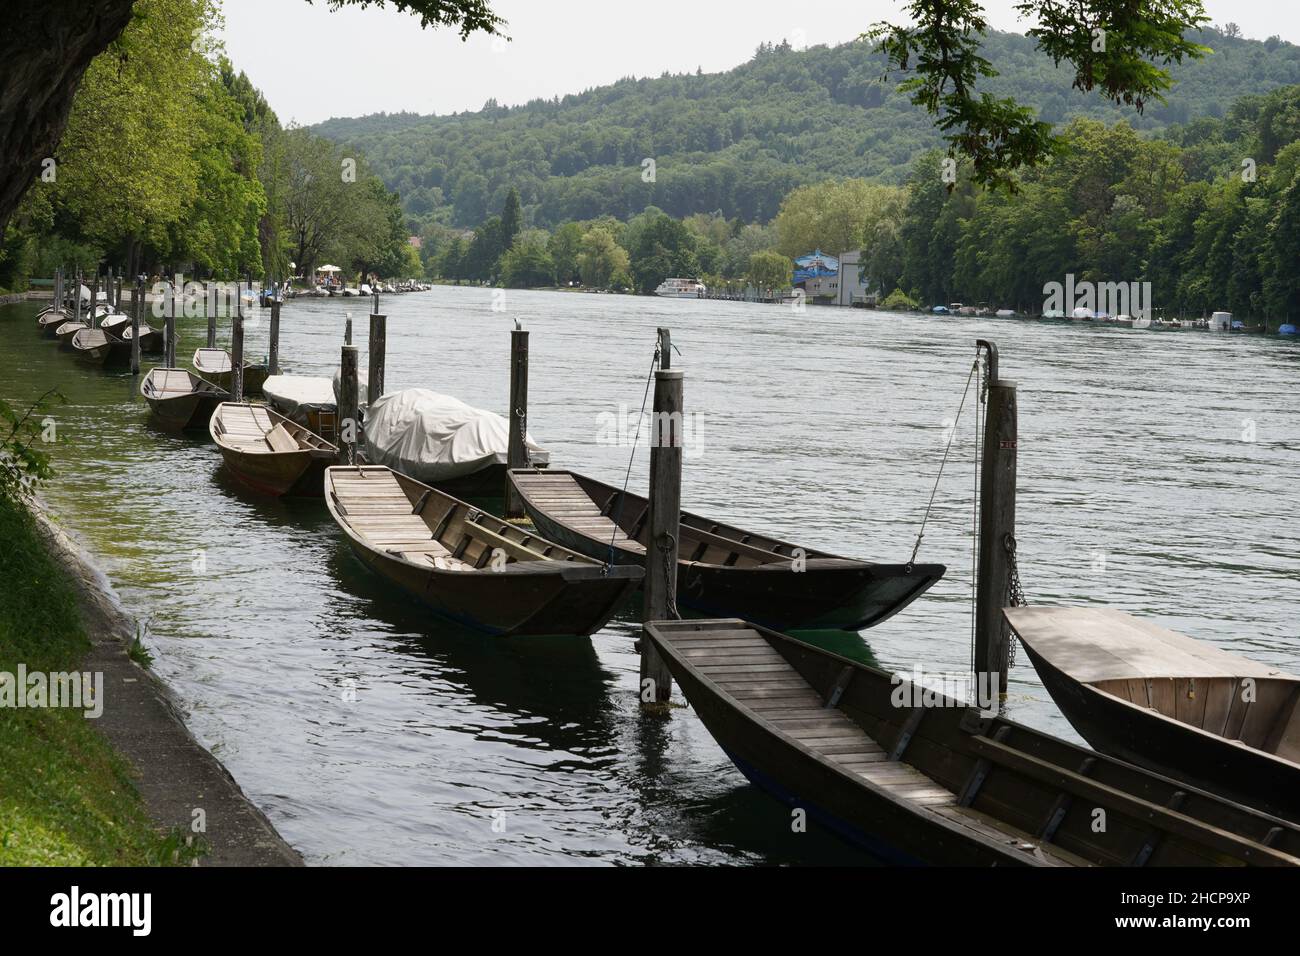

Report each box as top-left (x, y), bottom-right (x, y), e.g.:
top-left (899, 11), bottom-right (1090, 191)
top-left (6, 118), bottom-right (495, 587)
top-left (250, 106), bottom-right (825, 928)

top-left (908, 356), bottom-right (979, 570)
top-left (604, 341), bottom-right (661, 572)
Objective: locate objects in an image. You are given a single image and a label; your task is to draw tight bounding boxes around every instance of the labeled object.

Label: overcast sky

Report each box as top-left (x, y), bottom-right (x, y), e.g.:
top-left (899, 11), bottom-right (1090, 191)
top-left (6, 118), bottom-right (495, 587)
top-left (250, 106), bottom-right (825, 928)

top-left (218, 0), bottom-right (1300, 126)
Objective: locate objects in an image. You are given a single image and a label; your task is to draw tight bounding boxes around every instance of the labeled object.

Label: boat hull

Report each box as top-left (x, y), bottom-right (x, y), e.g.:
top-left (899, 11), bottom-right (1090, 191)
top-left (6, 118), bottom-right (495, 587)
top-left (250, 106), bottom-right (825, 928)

top-left (1021, 642), bottom-right (1300, 824)
top-left (145, 392), bottom-right (224, 431)
top-left (516, 477), bottom-right (941, 631)
top-left (646, 619), bottom-right (1300, 866)
top-left (658, 643), bottom-right (1032, 865)
top-left (344, 540), bottom-right (637, 636)
top-left (217, 447), bottom-right (331, 497)
top-left (204, 364), bottom-right (271, 395)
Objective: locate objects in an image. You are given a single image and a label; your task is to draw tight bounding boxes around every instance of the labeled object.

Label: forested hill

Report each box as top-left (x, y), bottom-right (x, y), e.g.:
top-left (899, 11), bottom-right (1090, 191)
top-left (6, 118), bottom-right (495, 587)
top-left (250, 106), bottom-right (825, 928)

top-left (314, 27), bottom-right (1300, 228)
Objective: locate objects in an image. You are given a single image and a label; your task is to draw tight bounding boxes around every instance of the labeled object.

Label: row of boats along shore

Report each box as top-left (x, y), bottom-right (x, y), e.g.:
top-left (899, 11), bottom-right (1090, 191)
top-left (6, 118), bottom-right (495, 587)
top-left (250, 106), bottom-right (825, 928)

top-left (28, 279), bottom-right (1300, 867)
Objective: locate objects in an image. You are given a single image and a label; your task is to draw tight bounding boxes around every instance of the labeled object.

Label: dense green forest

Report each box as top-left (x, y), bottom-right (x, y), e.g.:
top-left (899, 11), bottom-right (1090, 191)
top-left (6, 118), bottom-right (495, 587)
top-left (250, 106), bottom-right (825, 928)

top-left (0, 0), bottom-right (418, 292)
top-left (315, 27), bottom-right (1300, 230)
top-left (416, 80), bottom-right (1300, 323)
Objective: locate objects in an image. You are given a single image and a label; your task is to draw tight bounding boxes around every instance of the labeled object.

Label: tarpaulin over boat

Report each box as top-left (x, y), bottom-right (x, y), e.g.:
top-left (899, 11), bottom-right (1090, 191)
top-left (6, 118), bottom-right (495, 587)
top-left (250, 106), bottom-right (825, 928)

top-left (332, 367), bottom-right (369, 409)
top-left (264, 375), bottom-right (336, 425)
top-left (363, 388), bottom-right (548, 482)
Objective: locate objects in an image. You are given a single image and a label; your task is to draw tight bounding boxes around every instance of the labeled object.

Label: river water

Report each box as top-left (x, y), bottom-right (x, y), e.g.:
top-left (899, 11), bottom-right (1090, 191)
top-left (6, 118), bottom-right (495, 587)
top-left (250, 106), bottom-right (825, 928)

top-left (2, 288), bottom-right (1298, 865)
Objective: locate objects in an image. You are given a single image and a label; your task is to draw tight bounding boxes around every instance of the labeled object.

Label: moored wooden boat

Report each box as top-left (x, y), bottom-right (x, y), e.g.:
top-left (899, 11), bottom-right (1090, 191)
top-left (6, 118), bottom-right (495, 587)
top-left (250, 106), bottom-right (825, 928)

top-left (141, 368), bottom-right (228, 430)
top-left (1005, 606), bottom-right (1300, 824)
top-left (509, 469), bottom-right (944, 631)
top-left (99, 311), bottom-right (132, 338)
top-left (121, 322), bottom-right (164, 354)
top-left (55, 320), bottom-right (90, 350)
top-left (210, 402), bottom-right (337, 496)
top-left (193, 347), bottom-right (271, 395)
top-left (644, 618), bottom-right (1300, 866)
top-left (38, 309), bottom-right (69, 337)
top-left (70, 327), bottom-right (113, 366)
top-left (325, 465), bottom-right (643, 636)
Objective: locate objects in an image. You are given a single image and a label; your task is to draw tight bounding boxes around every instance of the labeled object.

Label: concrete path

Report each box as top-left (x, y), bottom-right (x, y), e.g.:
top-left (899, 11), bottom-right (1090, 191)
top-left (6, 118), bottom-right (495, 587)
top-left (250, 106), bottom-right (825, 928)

top-left (34, 504), bottom-right (302, 866)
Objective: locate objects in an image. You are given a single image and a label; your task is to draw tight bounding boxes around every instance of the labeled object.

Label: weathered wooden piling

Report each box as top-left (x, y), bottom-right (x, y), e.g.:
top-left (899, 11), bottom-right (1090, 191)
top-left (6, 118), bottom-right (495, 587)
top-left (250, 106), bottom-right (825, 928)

top-left (89, 270), bottom-right (100, 318)
top-left (338, 345), bottom-right (360, 463)
top-left (641, 368), bottom-right (684, 704)
top-left (73, 268), bottom-right (82, 324)
top-left (129, 275), bottom-right (141, 374)
top-left (207, 297), bottom-right (217, 348)
top-left (974, 339), bottom-right (1017, 701)
top-left (657, 327), bottom-right (671, 369)
top-left (344, 312), bottom-right (353, 345)
top-left (269, 295), bottom-right (281, 376)
top-left (164, 281), bottom-right (177, 368)
top-left (231, 304), bottom-right (245, 402)
top-left (368, 311), bottom-right (387, 401)
top-left (505, 325), bottom-right (529, 518)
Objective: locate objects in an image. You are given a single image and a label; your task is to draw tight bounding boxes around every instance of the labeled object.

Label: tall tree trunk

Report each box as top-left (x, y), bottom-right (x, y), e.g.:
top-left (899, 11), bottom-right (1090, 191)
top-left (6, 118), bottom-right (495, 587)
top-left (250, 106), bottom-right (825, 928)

top-left (0, 0), bottom-right (137, 239)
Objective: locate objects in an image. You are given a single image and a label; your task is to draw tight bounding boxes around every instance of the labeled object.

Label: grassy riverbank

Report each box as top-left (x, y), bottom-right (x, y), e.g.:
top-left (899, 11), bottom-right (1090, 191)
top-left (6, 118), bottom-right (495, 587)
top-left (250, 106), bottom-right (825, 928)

top-left (0, 495), bottom-right (166, 865)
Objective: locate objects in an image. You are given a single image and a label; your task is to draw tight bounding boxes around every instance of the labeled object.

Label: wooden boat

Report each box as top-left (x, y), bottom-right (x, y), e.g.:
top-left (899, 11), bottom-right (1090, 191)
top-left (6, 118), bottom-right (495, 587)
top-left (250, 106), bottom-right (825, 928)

top-left (325, 465), bottom-right (643, 636)
top-left (121, 322), bottom-right (164, 354)
top-left (140, 368), bottom-right (228, 431)
top-left (193, 348), bottom-right (270, 395)
top-left (210, 402), bottom-right (337, 497)
top-left (55, 320), bottom-right (90, 350)
top-left (1005, 606), bottom-right (1300, 824)
top-left (70, 328), bottom-right (113, 366)
top-left (509, 469), bottom-right (944, 631)
top-left (644, 618), bottom-right (1300, 866)
top-left (99, 311), bottom-right (131, 338)
top-left (38, 309), bottom-right (69, 337)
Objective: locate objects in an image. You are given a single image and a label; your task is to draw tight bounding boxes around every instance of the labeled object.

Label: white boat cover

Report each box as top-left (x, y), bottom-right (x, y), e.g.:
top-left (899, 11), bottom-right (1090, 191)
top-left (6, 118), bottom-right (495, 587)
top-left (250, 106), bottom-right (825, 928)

top-left (332, 367), bottom-right (370, 409)
top-left (363, 388), bottom-right (549, 482)
top-left (264, 375), bottom-right (337, 424)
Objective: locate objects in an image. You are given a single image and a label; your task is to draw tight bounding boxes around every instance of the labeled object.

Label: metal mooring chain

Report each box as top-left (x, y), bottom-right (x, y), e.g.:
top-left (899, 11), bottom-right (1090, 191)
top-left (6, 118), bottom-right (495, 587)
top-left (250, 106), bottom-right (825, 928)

top-left (1004, 532), bottom-right (1026, 666)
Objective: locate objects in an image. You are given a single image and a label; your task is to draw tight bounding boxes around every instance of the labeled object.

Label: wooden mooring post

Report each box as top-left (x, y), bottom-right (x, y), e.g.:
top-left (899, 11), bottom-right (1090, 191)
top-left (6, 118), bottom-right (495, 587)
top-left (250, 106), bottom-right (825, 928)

top-left (338, 345), bottom-right (360, 463)
top-left (974, 340), bottom-right (1017, 703)
top-left (368, 310), bottom-right (387, 402)
top-left (344, 312), bottom-right (353, 345)
top-left (657, 327), bottom-right (671, 369)
top-left (504, 325), bottom-right (529, 517)
top-left (164, 281), bottom-right (177, 368)
top-left (129, 275), bottom-right (142, 374)
top-left (269, 293), bottom-right (282, 376)
top-left (73, 268), bottom-right (82, 325)
top-left (207, 287), bottom-right (217, 348)
top-left (231, 302), bottom-right (245, 401)
top-left (641, 368), bottom-right (684, 705)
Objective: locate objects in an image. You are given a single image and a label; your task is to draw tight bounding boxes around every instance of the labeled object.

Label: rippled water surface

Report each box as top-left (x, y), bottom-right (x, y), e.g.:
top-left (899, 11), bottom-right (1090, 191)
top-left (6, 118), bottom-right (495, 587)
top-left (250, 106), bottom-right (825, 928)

top-left (3, 288), bottom-right (1298, 865)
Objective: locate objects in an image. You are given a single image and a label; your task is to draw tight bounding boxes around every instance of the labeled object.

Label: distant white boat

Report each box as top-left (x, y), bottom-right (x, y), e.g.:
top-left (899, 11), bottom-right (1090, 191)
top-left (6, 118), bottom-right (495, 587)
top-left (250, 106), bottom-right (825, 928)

top-left (1209, 311), bottom-right (1232, 332)
top-left (654, 277), bottom-right (706, 298)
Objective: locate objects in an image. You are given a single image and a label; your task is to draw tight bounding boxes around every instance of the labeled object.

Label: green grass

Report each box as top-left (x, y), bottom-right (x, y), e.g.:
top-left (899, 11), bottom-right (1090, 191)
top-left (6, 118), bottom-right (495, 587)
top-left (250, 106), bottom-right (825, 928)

top-left (0, 495), bottom-right (177, 865)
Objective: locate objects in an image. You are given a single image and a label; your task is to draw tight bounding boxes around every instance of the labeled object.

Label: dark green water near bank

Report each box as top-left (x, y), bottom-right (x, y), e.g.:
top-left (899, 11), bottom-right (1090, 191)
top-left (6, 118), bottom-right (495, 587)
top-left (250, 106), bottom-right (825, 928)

top-left (3, 290), bottom-right (1298, 864)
